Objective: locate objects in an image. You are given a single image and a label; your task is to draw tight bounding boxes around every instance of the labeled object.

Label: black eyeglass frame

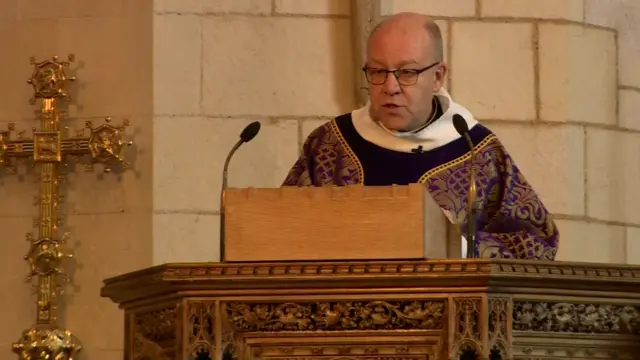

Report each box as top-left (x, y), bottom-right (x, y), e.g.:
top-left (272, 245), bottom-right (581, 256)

top-left (362, 61), bottom-right (440, 86)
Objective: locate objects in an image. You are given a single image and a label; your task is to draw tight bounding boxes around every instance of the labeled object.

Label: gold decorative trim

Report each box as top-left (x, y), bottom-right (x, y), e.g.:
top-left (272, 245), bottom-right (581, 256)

top-left (33, 131), bottom-right (61, 162)
top-left (418, 134), bottom-right (496, 183)
top-left (155, 260), bottom-right (640, 280)
top-left (329, 119), bottom-right (365, 183)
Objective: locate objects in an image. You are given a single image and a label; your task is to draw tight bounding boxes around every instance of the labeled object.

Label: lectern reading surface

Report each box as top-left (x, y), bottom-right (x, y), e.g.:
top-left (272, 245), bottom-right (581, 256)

top-left (223, 184), bottom-right (460, 262)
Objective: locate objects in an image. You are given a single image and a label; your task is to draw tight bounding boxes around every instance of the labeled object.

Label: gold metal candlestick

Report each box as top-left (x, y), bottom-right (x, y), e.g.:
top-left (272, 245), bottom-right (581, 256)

top-left (3, 55), bottom-right (133, 360)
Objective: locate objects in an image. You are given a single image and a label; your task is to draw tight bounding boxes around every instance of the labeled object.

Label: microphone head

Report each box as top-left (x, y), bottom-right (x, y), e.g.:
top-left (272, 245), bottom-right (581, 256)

top-left (240, 121), bottom-right (261, 142)
top-left (452, 114), bottom-right (469, 136)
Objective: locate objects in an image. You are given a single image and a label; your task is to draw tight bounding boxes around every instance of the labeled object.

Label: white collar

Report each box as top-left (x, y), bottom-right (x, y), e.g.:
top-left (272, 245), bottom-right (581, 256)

top-left (351, 88), bottom-right (479, 153)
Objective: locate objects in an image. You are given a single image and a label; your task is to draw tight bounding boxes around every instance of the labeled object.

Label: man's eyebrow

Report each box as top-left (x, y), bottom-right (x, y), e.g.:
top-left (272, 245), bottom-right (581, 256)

top-left (365, 59), bottom-right (421, 68)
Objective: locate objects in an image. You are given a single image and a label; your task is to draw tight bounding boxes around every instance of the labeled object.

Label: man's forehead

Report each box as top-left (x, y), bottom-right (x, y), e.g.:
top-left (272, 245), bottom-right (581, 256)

top-left (367, 33), bottom-right (431, 64)
top-left (370, 22), bottom-right (427, 42)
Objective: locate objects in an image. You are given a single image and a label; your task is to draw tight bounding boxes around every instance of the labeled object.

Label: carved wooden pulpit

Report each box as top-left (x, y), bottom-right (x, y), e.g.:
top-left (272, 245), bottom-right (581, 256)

top-left (101, 186), bottom-right (640, 360)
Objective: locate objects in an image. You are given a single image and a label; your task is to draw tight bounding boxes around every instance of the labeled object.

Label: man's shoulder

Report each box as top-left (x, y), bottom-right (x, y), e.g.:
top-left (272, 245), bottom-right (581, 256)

top-left (469, 122), bottom-right (494, 137)
top-left (470, 122), bottom-right (504, 145)
top-left (468, 123), bottom-right (517, 158)
top-left (305, 112), bottom-right (353, 138)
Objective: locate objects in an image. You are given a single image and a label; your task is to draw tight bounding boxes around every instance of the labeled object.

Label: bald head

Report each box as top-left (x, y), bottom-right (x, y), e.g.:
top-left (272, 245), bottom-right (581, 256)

top-left (368, 12), bottom-right (443, 63)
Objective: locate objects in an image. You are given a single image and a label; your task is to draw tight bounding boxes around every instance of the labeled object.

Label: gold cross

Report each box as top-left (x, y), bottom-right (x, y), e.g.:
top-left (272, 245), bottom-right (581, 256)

top-left (7, 55), bottom-right (133, 360)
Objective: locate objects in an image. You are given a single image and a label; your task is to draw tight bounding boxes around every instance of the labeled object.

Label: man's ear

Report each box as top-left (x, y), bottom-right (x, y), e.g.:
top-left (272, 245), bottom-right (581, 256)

top-left (434, 63), bottom-right (447, 90)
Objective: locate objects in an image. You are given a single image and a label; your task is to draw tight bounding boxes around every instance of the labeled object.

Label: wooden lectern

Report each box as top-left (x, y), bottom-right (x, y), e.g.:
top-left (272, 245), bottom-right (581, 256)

top-left (222, 184), bottom-right (462, 262)
top-left (101, 185), bottom-right (640, 360)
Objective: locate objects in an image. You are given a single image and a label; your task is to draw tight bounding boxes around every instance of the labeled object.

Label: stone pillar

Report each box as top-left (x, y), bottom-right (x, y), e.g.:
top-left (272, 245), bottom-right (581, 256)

top-left (376, 0), bottom-right (640, 264)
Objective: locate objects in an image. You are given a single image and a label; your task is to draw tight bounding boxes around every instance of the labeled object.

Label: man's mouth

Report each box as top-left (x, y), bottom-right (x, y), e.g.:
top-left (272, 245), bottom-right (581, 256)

top-left (383, 103), bottom-right (401, 108)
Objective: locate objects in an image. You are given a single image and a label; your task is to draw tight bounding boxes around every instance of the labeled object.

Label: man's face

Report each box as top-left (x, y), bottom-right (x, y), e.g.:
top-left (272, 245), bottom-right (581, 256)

top-left (365, 25), bottom-right (446, 131)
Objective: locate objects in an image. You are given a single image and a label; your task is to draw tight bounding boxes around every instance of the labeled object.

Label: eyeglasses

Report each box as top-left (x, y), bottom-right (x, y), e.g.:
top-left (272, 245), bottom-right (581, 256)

top-left (362, 62), bottom-right (440, 86)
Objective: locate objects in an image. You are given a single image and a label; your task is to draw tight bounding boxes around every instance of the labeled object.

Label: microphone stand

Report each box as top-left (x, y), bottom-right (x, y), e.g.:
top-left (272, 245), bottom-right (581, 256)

top-left (218, 120), bottom-right (261, 263)
top-left (219, 139), bottom-right (243, 263)
top-left (462, 134), bottom-right (478, 258)
top-left (452, 114), bottom-right (479, 259)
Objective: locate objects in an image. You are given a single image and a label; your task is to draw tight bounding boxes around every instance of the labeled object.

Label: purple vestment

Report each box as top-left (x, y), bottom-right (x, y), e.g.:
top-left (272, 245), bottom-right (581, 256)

top-left (282, 113), bottom-right (559, 260)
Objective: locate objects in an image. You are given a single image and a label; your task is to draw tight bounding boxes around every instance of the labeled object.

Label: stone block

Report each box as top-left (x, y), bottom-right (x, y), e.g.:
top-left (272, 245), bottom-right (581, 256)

top-left (539, 24), bottom-right (617, 124)
top-left (153, 14), bottom-right (201, 115)
top-left (153, 213), bottom-right (220, 263)
top-left (586, 129), bottom-right (640, 224)
top-left (451, 22), bottom-right (535, 120)
top-left (274, 0), bottom-right (350, 15)
top-left (124, 0), bottom-right (151, 15)
top-left (153, 117), bottom-right (299, 212)
top-left (202, 17), bottom-right (355, 117)
top-left (584, 0), bottom-right (620, 28)
top-left (585, 1), bottom-right (640, 87)
top-left (380, 0), bottom-right (476, 17)
top-left (487, 122), bottom-right (585, 216)
top-left (20, 0), bottom-right (123, 18)
top-left (58, 15), bottom-right (152, 118)
top-left (627, 227), bottom-right (640, 265)
top-left (619, 89), bottom-right (640, 131)
top-left (619, 27), bottom-right (640, 88)
top-left (0, 0), bottom-right (18, 21)
top-left (154, 0), bottom-right (271, 14)
top-left (481, 0), bottom-right (583, 21)
top-left (0, 20), bottom-right (59, 122)
top-left (0, 217), bottom-right (37, 343)
top-left (555, 219), bottom-right (626, 263)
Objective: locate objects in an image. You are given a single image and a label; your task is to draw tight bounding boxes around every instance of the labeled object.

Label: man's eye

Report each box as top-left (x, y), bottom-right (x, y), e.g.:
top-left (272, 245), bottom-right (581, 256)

top-left (398, 70), bottom-right (417, 76)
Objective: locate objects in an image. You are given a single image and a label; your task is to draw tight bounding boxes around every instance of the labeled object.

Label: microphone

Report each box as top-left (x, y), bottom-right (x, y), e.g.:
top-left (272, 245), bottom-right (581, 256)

top-left (219, 121), bottom-right (261, 262)
top-left (452, 114), bottom-right (478, 259)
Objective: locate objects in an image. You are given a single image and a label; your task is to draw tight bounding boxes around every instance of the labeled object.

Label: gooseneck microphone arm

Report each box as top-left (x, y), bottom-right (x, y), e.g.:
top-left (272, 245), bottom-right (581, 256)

top-left (219, 121), bottom-right (261, 262)
top-left (219, 140), bottom-right (242, 262)
top-left (452, 114), bottom-right (478, 258)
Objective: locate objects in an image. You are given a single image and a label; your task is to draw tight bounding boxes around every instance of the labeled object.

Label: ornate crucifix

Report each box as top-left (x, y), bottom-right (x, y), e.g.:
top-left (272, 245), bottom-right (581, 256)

top-left (3, 55), bottom-right (132, 360)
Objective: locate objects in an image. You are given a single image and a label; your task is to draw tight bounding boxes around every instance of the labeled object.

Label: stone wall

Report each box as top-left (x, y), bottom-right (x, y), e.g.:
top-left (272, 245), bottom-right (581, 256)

top-left (378, 0), bottom-right (640, 264)
top-left (152, 0), bottom-right (356, 263)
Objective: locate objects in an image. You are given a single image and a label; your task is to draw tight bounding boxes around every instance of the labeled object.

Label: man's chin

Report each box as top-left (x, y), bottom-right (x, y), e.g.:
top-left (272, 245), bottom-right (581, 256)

top-left (378, 116), bottom-right (412, 132)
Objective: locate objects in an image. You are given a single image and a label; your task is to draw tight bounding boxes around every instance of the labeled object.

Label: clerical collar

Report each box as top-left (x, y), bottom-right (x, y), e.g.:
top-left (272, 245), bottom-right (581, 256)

top-left (376, 96), bottom-right (443, 138)
top-left (351, 88), bottom-right (479, 153)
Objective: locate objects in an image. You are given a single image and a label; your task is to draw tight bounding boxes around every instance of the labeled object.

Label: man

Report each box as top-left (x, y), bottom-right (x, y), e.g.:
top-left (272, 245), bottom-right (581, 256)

top-left (282, 12), bottom-right (558, 260)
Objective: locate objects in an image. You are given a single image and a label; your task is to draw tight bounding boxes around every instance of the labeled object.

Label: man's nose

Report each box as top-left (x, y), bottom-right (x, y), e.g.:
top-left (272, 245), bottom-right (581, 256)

top-left (383, 72), bottom-right (401, 94)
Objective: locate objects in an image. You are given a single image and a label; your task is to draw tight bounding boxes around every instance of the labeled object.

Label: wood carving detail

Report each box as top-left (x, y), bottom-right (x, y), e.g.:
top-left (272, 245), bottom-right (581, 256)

top-left (225, 301), bottom-right (445, 332)
top-left (513, 301), bottom-right (640, 334)
top-left (132, 305), bottom-right (178, 360)
top-left (488, 297), bottom-right (510, 358)
top-left (452, 298), bottom-right (482, 357)
top-left (514, 345), bottom-right (635, 359)
top-left (187, 301), bottom-right (216, 360)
